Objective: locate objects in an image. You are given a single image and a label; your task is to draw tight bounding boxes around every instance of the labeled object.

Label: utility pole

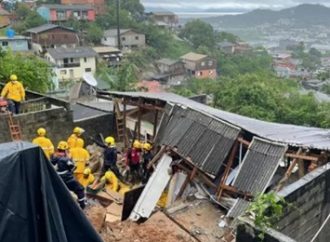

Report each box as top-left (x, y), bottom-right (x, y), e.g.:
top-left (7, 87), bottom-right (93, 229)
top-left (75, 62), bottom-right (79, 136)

top-left (116, 0), bottom-right (121, 49)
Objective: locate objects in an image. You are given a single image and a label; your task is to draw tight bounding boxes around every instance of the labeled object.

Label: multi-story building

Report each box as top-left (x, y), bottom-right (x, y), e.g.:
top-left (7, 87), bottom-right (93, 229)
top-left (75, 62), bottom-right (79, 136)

top-left (25, 24), bottom-right (79, 54)
top-left (37, 4), bottom-right (95, 23)
top-left (60, 0), bottom-right (106, 15)
top-left (180, 52), bottom-right (217, 80)
top-left (102, 29), bottom-right (145, 49)
top-left (45, 47), bottom-right (97, 81)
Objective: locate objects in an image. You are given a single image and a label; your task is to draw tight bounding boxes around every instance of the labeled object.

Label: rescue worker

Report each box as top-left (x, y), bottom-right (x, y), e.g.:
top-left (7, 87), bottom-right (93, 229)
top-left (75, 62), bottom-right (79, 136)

top-left (70, 138), bottom-right (90, 181)
top-left (101, 170), bottom-right (119, 192)
top-left (142, 142), bottom-right (153, 183)
top-left (92, 136), bottom-right (122, 179)
top-left (32, 128), bottom-right (54, 160)
top-left (78, 168), bottom-right (95, 188)
top-left (51, 141), bottom-right (86, 209)
top-left (1, 74), bottom-right (25, 114)
top-left (126, 140), bottom-right (141, 183)
top-left (67, 127), bottom-right (85, 149)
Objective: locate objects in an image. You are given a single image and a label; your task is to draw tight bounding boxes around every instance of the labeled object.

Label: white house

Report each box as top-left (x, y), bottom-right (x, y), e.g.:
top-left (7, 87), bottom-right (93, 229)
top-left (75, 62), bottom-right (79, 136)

top-left (45, 47), bottom-right (97, 82)
top-left (102, 29), bottom-right (145, 49)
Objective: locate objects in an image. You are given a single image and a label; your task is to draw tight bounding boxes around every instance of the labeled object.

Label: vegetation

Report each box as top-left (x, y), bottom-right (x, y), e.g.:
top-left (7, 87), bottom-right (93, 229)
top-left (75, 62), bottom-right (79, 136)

top-left (289, 44), bottom-right (321, 71)
top-left (248, 192), bottom-right (286, 240)
top-left (12, 3), bottom-right (46, 33)
top-left (0, 49), bottom-right (53, 93)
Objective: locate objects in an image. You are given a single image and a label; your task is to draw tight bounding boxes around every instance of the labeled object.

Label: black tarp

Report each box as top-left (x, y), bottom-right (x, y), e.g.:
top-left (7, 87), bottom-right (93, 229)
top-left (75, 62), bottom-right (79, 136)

top-left (0, 141), bottom-right (103, 242)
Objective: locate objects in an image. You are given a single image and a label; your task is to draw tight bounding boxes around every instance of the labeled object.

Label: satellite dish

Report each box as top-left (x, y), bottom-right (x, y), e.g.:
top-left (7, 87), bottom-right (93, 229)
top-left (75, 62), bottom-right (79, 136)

top-left (82, 73), bottom-right (97, 87)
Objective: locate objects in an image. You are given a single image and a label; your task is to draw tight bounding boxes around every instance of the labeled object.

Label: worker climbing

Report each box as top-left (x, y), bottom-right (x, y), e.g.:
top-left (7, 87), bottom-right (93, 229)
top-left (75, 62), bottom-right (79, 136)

top-left (70, 138), bottom-right (90, 181)
top-left (1, 74), bottom-right (25, 114)
top-left (91, 136), bottom-right (122, 179)
top-left (32, 128), bottom-right (54, 160)
top-left (51, 141), bottom-right (86, 209)
top-left (67, 126), bottom-right (85, 149)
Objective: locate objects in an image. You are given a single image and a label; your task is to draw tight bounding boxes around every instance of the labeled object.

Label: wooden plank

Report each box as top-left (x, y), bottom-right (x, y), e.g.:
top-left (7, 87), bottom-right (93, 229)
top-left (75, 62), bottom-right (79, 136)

top-left (176, 166), bottom-right (198, 199)
top-left (275, 148), bottom-right (303, 192)
top-left (217, 140), bottom-right (239, 200)
top-left (237, 137), bottom-right (250, 147)
top-left (285, 153), bottom-right (318, 162)
top-left (153, 110), bottom-right (158, 138)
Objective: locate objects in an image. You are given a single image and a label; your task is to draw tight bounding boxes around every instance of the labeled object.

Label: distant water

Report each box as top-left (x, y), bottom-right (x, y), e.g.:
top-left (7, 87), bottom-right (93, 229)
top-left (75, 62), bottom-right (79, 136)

top-left (176, 11), bottom-right (245, 19)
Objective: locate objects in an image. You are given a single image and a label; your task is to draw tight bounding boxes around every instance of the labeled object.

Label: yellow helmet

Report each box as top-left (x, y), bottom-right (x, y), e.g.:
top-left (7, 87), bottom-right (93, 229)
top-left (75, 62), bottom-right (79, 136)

top-left (73, 127), bottom-right (85, 135)
top-left (105, 136), bottom-right (115, 145)
top-left (133, 140), bottom-right (141, 149)
top-left (37, 128), bottom-right (46, 136)
top-left (83, 168), bottom-right (92, 175)
top-left (104, 171), bottom-right (113, 181)
top-left (57, 141), bottom-right (69, 150)
top-left (10, 74), bottom-right (17, 81)
top-left (76, 138), bottom-right (84, 148)
top-left (143, 142), bottom-right (152, 151)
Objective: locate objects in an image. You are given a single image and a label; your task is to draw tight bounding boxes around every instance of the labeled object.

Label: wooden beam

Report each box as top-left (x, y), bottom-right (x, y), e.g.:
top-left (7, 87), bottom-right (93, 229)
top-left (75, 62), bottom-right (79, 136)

top-left (177, 166), bottom-right (198, 199)
top-left (147, 145), bottom-right (166, 169)
top-left (137, 106), bottom-right (142, 141)
top-left (153, 110), bottom-right (159, 138)
top-left (285, 153), bottom-right (318, 162)
top-left (237, 137), bottom-right (250, 147)
top-left (123, 100), bottom-right (127, 148)
top-left (275, 148), bottom-right (303, 192)
top-left (217, 139), bottom-right (239, 200)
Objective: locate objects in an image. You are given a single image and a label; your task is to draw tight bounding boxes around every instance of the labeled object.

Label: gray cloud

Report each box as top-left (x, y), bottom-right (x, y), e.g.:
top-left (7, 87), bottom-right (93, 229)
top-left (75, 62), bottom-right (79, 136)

top-left (141, 0), bottom-right (330, 11)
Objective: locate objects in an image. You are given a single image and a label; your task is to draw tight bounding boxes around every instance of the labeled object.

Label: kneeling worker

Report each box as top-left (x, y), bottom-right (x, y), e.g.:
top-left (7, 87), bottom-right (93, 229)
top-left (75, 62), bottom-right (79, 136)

top-left (78, 168), bottom-right (95, 188)
top-left (51, 141), bottom-right (86, 209)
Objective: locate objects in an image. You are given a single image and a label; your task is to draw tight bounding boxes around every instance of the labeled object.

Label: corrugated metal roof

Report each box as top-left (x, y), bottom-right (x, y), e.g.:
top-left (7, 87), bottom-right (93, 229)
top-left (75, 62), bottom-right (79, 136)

top-left (109, 91), bottom-right (330, 150)
top-left (25, 24), bottom-right (75, 34)
top-left (227, 137), bottom-right (287, 218)
top-left (156, 104), bottom-right (241, 175)
top-left (47, 47), bottom-right (97, 59)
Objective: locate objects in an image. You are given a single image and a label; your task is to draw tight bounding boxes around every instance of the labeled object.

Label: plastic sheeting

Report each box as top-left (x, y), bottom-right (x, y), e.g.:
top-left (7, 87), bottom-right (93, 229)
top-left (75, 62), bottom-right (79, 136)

top-left (0, 142), bottom-right (103, 242)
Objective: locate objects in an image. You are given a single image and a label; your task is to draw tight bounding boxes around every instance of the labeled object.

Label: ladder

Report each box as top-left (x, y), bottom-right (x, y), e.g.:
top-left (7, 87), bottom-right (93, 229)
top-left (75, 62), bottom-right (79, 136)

top-left (114, 99), bottom-right (128, 146)
top-left (7, 113), bottom-right (22, 141)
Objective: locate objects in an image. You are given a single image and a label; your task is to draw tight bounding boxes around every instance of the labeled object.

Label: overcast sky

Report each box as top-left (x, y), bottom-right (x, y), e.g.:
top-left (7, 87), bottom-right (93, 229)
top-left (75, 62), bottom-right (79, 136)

top-left (141, 0), bottom-right (330, 12)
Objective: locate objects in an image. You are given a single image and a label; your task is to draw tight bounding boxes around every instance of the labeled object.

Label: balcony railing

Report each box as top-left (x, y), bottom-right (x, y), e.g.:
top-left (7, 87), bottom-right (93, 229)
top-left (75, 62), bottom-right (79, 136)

top-left (58, 63), bottom-right (80, 68)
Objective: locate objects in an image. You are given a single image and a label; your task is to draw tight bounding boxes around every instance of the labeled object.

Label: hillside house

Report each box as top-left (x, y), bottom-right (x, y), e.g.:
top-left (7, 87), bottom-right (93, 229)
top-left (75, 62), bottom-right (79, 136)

top-left (37, 4), bottom-right (95, 23)
top-left (150, 12), bottom-right (178, 29)
top-left (92, 46), bottom-right (122, 67)
top-left (180, 52), bottom-right (217, 80)
top-left (153, 58), bottom-right (186, 85)
top-left (45, 47), bottom-right (97, 81)
top-left (61, 0), bottom-right (105, 15)
top-left (25, 24), bottom-right (79, 54)
top-left (0, 7), bottom-right (10, 28)
top-left (0, 36), bottom-right (30, 52)
top-left (102, 29), bottom-right (145, 49)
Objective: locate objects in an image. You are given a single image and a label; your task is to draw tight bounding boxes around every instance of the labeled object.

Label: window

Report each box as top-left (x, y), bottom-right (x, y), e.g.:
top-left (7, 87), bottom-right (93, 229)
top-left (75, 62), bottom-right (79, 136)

top-left (70, 58), bottom-right (74, 62)
top-left (85, 68), bottom-right (92, 72)
top-left (52, 34), bottom-right (55, 39)
top-left (135, 36), bottom-right (139, 40)
top-left (122, 37), bottom-right (126, 41)
top-left (2, 41), bottom-right (8, 46)
top-left (208, 60), bottom-right (213, 66)
top-left (84, 57), bottom-right (87, 63)
top-left (60, 70), bottom-right (67, 75)
top-left (201, 61), bottom-right (205, 66)
top-left (199, 71), bottom-right (203, 76)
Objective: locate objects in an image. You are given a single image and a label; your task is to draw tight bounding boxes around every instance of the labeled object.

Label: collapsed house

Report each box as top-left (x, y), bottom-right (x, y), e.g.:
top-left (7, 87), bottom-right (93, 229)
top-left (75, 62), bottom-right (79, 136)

top-left (96, 91), bottom-right (330, 241)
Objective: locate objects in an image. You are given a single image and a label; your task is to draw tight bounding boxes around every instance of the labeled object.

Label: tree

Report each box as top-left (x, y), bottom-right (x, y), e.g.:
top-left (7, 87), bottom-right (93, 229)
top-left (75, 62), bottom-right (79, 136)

top-left (85, 23), bottom-right (103, 45)
top-left (0, 50), bottom-right (53, 93)
top-left (12, 3), bottom-right (46, 33)
top-left (179, 19), bottom-right (215, 49)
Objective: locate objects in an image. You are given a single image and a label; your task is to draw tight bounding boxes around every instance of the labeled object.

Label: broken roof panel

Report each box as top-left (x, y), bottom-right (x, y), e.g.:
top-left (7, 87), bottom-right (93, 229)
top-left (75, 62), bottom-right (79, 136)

top-left (227, 137), bottom-right (287, 218)
top-left (156, 104), bottom-right (241, 175)
top-left (108, 91), bottom-right (330, 150)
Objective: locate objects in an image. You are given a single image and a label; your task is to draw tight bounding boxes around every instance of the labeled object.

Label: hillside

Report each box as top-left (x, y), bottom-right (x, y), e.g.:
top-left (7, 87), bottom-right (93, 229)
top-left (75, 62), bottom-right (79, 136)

top-left (205, 4), bottom-right (330, 28)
